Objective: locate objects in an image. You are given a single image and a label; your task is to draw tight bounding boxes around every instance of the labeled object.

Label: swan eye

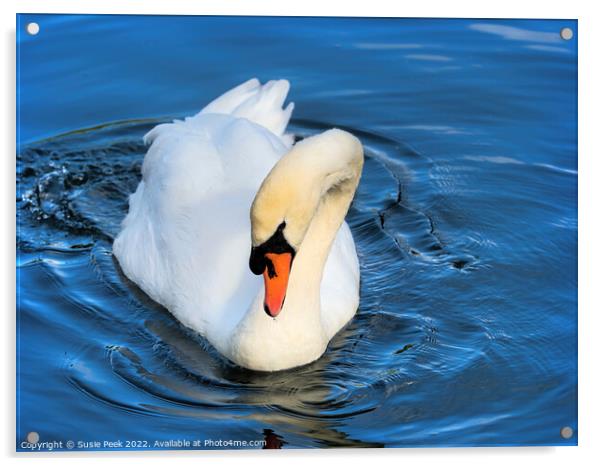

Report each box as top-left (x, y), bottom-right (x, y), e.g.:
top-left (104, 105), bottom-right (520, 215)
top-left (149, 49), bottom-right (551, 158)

top-left (249, 247), bottom-right (267, 275)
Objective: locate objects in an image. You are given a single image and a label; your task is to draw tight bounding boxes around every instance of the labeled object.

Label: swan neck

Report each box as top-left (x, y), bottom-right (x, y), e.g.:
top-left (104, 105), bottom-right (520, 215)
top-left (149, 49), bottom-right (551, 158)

top-left (285, 137), bottom-right (363, 322)
top-left (226, 129), bottom-right (363, 370)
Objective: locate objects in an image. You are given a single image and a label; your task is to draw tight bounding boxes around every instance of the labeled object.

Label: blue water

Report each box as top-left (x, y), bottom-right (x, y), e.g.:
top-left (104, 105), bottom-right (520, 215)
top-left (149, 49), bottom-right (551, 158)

top-left (16, 15), bottom-right (577, 449)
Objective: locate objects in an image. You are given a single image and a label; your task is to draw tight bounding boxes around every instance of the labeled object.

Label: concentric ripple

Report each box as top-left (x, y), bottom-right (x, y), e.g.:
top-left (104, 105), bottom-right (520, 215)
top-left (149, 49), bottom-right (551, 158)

top-left (17, 117), bottom-right (575, 448)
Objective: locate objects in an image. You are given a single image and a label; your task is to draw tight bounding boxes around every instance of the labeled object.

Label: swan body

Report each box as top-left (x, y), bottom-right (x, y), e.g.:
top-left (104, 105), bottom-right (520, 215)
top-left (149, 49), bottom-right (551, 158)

top-left (113, 78), bottom-right (364, 371)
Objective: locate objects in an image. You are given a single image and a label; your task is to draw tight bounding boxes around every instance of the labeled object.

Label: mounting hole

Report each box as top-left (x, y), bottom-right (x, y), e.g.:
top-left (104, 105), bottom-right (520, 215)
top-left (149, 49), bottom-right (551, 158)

top-left (26, 431), bottom-right (40, 444)
top-left (560, 426), bottom-right (574, 439)
top-left (560, 27), bottom-right (573, 41)
top-left (26, 22), bottom-right (40, 36)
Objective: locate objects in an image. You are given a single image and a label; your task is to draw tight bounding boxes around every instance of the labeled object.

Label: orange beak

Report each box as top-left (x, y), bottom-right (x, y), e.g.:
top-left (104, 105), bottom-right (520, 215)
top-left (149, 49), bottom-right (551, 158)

top-left (263, 252), bottom-right (293, 317)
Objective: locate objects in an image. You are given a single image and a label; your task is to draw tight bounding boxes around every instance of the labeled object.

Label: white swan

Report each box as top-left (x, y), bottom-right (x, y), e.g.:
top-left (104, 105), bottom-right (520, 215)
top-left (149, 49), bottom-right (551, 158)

top-left (113, 78), bottom-right (364, 371)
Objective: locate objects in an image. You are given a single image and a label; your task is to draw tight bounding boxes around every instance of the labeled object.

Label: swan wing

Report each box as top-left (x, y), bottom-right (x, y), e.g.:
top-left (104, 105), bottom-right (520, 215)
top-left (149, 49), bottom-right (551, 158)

top-left (114, 80), bottom-right (292, 337)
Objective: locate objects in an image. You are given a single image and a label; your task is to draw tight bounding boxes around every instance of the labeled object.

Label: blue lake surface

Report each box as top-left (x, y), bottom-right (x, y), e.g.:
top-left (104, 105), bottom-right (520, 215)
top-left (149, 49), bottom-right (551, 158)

top-left (16, 15), bottom-right (577, 449)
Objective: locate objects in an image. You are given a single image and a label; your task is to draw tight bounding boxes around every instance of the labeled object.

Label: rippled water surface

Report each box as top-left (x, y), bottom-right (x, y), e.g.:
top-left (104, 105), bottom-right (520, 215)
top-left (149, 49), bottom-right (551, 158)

top-left (17, 15), bottom-right (577, 449)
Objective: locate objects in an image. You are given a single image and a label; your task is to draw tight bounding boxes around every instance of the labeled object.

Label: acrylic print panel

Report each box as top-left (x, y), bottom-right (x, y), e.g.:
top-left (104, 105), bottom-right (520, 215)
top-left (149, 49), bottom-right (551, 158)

top-left (16, 14), bottom-right (577, 451)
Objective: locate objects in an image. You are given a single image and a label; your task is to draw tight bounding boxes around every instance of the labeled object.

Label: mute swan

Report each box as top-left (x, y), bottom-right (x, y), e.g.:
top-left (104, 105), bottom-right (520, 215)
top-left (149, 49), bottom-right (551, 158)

top-left (113, 78), bottom-right (364, 371)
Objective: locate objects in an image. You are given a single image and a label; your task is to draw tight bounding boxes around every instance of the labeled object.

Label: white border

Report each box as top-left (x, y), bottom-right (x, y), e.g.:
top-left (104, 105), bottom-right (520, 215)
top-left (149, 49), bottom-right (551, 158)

top-left (3, 1), bottom-right (601, 465)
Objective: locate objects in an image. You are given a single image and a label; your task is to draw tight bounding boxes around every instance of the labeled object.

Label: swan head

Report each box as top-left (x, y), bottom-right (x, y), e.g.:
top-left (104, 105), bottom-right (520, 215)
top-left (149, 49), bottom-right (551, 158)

top-left (248, 129), bottom-right (363, 319)
top-left (249, 220), bottom-right (297, 318)
top-left (249, 181), bottom-right (318, 318)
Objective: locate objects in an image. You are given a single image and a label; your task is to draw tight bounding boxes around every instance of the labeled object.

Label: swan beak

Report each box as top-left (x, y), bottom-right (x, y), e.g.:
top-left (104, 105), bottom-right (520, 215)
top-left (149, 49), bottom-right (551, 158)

top-left (263, 252), bottom-right (293, 318)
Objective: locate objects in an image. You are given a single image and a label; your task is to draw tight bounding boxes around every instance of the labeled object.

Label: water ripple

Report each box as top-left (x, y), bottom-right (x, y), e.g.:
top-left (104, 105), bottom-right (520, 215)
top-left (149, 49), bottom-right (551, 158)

top-left (17, 116), bottom-right (576, 447)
